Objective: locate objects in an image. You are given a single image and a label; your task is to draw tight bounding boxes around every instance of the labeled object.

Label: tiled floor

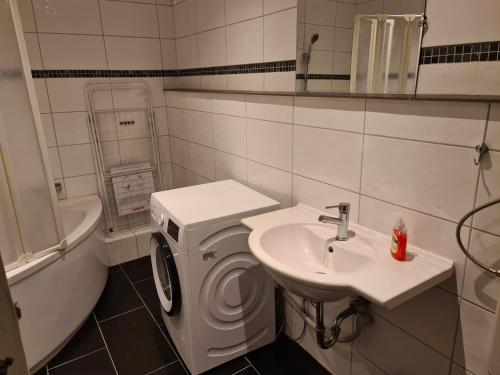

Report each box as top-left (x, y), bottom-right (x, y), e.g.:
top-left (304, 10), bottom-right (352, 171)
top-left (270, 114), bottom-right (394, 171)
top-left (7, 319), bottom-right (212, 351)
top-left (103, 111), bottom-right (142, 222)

top-left (34, 256), bottom-right (330, 375)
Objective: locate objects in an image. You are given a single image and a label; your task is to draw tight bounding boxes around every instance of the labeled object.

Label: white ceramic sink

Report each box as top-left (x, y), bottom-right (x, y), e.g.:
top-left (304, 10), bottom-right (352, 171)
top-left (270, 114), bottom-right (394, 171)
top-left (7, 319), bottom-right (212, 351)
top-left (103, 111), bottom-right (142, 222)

top-left (242, 204), bottom-right (454, 309)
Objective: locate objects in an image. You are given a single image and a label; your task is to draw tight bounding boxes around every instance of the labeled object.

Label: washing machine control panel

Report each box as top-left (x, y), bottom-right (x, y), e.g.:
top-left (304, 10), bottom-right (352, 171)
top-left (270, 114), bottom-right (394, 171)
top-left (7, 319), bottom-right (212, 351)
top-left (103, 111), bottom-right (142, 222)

top-left (167, 219), bottom-right (180, 242)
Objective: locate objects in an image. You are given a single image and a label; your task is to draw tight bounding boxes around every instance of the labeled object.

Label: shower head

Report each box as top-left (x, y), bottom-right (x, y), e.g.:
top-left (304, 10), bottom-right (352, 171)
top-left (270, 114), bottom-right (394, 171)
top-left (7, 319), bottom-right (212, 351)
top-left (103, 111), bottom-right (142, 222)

top-left (310, 33), bottom-right (319, 45)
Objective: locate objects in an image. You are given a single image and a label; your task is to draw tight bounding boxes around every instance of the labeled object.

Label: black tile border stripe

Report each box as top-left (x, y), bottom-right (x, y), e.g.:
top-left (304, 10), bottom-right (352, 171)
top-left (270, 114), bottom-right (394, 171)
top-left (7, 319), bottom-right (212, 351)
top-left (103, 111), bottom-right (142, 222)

top-left (420, 41), bottom-right (500, 65)
top-left (296, 73), bottom-right (350, 80)
top-left (31, 60), bottom-right (296, 79)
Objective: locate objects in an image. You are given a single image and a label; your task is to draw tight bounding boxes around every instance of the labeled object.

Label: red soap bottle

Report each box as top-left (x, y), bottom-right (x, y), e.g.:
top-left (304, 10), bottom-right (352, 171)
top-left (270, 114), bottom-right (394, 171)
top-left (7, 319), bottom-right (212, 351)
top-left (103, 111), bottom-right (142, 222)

top-left (390, 217), bottom-right (407, 261)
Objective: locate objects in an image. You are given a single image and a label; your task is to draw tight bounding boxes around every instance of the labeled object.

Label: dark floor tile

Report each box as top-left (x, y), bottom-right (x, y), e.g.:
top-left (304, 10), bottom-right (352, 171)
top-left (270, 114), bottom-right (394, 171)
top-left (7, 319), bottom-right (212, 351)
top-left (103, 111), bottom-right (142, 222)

top-left (121, 256), bottom-right (153, 283)
top-left (109, 265), bottom-right (122, 274)
top-left (232, 367), bottom-right (258, 375)
top-left (148, 361), bottom-right (187, 374)
top-left (201, 356), bottom-right (250, 375)
top-left (32, 366), bottom-right (47, 375)
top-left (246, 337), bottom-right (330, 375)
top-left (94, 268), bottom-right (143, 321)
top-left (159, 324), bottom-right (184, 364)
top-left (135, 277), bottom-right (162, 324)
top-left (48, 315), bottom-right (105, 368)
top-left (49, 348), bottom-right (115, 375)
top-left (99, 307), bottom-right (177, 375)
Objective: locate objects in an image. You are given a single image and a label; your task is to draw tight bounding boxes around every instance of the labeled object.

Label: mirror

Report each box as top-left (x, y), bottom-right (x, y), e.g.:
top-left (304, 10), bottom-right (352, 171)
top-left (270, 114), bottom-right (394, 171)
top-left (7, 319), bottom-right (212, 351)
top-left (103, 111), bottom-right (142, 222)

top-left (296, 0), bottom-right (426, 94)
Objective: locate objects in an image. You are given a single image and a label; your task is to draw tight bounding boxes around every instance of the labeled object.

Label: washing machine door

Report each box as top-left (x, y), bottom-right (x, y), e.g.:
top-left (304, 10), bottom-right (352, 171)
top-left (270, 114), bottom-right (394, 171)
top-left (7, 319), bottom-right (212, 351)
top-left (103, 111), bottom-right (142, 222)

top-left (150, 232), bottom-right (181, 316)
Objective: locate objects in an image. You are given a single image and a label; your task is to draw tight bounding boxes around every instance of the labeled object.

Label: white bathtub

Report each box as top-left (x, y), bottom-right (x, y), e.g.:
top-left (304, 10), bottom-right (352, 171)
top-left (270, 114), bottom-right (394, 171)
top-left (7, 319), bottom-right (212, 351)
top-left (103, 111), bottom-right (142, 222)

top-left (7, 195), bottom-right (108, 371)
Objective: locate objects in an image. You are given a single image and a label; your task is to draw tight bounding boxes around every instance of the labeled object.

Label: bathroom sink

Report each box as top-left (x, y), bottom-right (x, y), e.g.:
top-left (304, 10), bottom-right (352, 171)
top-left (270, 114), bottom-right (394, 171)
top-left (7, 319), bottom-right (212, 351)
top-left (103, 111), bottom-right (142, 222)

top-left (242, 204), bottom-right (454, 309)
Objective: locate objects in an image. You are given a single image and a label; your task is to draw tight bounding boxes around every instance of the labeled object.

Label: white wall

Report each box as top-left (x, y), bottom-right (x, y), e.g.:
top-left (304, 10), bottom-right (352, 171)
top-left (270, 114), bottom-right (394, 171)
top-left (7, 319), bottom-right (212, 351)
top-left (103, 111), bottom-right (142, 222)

top-left (18, 0), bottom-right (175, 199)
top-left (164, 90), bottom-right (500, 375)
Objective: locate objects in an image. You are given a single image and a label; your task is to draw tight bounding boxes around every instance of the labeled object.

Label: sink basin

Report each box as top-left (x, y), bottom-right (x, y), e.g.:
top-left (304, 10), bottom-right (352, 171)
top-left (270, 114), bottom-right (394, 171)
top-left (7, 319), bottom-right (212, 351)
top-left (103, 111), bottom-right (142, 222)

top-left (242, 204), bottom-right (454, 309)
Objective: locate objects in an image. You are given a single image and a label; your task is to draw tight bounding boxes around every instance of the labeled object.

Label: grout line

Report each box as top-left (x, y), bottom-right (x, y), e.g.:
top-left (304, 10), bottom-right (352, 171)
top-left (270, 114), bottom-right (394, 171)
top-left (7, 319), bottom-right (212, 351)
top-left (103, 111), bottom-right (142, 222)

top-left (47, 347), bottom-right (106, 370)
top-left (97, 305), bottom-right (145, 323)
top-left (144, 360), bottom-right (180, 375)
top-left (118, 264), bottom-right (190, 374)
top-left (93, 313), bottom-right (119, 375)
top-left (132, 275), bottom-right (155, 284)
top-left (244, 356), bottom-right (262, 375)
top-left (231, 364), bottom-right (252, 375)
top-left (351, 348), bottom-right (389, 375)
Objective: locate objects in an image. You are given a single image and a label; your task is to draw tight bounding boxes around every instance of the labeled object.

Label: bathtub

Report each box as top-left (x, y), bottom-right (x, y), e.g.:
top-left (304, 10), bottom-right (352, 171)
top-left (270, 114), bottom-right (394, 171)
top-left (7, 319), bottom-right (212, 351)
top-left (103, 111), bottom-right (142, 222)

top-left (7, 195), bottom-right (108, 371)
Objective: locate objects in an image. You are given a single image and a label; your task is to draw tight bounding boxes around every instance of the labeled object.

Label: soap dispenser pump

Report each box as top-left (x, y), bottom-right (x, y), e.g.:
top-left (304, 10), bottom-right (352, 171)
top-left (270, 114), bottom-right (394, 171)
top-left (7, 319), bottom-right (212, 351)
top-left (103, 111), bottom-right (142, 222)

top-left (390, 217), bottom-right (407, 261)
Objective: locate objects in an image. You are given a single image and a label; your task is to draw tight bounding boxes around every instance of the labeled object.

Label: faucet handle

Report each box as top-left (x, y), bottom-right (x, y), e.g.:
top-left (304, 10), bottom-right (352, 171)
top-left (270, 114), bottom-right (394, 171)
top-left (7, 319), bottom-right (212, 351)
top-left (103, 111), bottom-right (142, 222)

top-left (325, 202), bottom-right (350, 213)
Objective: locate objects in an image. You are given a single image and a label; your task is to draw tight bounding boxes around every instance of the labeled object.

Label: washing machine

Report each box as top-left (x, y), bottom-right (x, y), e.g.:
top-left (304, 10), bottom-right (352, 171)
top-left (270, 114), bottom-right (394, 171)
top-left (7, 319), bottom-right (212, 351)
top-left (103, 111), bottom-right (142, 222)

top-left (149, 180), bottom-right (280, 374)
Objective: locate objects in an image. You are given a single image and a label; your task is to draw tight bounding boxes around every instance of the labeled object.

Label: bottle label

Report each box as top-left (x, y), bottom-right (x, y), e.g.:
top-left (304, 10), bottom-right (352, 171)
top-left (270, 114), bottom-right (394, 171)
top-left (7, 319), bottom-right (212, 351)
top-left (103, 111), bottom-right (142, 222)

top-left (390, 235), bottom-right (398, 254)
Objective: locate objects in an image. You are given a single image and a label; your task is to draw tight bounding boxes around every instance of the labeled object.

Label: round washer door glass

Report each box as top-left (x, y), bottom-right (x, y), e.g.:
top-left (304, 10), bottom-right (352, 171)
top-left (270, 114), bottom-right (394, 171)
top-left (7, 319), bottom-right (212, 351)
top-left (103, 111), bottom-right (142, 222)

top-left (150, 233), bottom-right (181, 316)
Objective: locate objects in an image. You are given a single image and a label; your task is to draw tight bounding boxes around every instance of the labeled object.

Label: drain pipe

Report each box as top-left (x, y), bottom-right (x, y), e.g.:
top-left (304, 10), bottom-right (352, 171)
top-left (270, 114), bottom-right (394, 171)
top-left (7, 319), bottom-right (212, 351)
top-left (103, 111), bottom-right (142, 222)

top-left (282, 289), bottom-right (372, 349)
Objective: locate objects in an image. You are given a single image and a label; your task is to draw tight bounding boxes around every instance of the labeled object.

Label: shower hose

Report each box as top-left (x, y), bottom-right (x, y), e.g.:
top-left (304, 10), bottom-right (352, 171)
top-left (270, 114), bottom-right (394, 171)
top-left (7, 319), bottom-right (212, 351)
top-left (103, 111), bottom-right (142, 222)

top-left (456, 197), bottom-right (500, 277)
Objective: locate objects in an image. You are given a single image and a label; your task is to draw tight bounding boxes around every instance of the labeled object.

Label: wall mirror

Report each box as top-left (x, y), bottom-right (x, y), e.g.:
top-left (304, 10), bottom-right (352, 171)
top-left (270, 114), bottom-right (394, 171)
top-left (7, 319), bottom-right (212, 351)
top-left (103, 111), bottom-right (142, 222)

top-left (296, 0), bottom-right (426, 95)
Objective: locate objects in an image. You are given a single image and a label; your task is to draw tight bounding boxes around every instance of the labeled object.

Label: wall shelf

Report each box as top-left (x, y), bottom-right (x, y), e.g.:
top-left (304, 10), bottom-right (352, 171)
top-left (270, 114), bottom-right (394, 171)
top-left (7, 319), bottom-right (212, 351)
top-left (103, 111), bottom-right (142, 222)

top-left (164, 88), bottom-right (500, 103)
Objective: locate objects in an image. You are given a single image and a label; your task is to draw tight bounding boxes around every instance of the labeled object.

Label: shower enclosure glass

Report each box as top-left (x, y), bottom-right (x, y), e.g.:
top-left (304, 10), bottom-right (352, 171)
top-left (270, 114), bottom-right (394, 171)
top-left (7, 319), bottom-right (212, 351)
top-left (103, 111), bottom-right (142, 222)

top-left (0, 0), bottom-right (64, 270)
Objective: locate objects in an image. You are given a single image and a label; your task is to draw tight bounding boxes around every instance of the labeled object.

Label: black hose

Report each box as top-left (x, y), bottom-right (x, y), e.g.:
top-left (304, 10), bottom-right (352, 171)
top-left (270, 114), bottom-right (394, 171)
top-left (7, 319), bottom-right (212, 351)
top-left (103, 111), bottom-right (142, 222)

top-left (456, 197), bottom-right (500, 277)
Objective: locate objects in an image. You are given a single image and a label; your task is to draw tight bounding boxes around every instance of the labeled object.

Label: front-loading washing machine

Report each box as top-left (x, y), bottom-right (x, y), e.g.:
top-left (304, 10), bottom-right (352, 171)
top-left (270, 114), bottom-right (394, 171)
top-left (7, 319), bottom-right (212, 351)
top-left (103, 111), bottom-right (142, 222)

top-left (149, 180), bottom-right (280, 374)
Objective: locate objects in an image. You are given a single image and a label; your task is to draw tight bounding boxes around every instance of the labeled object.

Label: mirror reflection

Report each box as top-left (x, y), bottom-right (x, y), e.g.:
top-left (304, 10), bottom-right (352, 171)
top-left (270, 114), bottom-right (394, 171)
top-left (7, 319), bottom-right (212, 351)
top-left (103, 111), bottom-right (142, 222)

top-left (296, 0), bottom-right (426, 94)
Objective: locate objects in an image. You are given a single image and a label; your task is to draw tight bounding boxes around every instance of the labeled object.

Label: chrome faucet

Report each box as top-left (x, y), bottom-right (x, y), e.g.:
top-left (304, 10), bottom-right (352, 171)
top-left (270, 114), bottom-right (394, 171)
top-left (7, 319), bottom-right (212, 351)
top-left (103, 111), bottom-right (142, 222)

top-left (318, 202), bottom-right (350, 241)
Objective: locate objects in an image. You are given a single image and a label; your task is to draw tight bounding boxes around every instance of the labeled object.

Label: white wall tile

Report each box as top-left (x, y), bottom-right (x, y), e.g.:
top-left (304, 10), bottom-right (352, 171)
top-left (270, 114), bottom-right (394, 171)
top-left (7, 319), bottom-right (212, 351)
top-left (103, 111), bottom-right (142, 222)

top-left (176, 35), bottom-right (198, 69)
top-left (473, 61), bottom-right (500, 95)
top-left (365, 100), bottom-right (487, 147)
top-left (304, 24), bottom-right (335, 52)
top-left (18, 0), bottom-right (36, 32)
top-left (226, 18), bottom-right (264, 65)
top-left (32, 0), bottom-right (102, 35)
top-left (173, 0), bottom-right (196, 37)
top-left (214, 150), bottom-right (247, 184)
top-left (189, 143), bottom-right (215, 180)
top-left (334, 28), bottom-right (353, 52)
top-left (417, 63), bottom-right (476, 95)
top-left (105, 37), bottom-right (162, 70)
top-left (38, 34), bottom-right (107, 70)
top-left (488, 104), bottom-right (500, 151)
top-left (100, 1), bottom-right (159, 37)
top-left (187, 110), bottom-right (213, 146)
top-left (153, 107), bottom-right (169, 136)
top-left (246, 95), bottom-right (293, 123)
top-left (354, 313), bottom-right (451, 375)
top-left (23, 33), bottom-right (43, 70)
top-left (185, 92), bottom-right (212, 112)
top-left (305, 0), bottom-right (336, 26)
top-left (332, 52), bottom-right (351, 75)
top-left (106, 237), bottom-right (139, 266)
top-left (227, 73), bottom-right (264, 91)
top-left (264, 71), bottom-right (296, 92)
top-left (64, 174), bottom-right (98, 198)
top-left (423, 0), bottom-right (500, 46)
top-left (473, 151), bottom-right (500, 236)
top-left (335, 2), bottom-right (354, 28)
top-left (200, 75), bottom-right (228, 90)
top-left (359, 196), bottom-right (468, 295)
top-left (371, 287), bottom-right (460, 358)
top-left (211, 94), bottom-right (246, 116)
top-left (165, 92), bottom-right (185, 108)
top-left (294, 97), bottom-right (365, 133)
top-left (40, 114), bottom-right (56, 147)
top-left (247, 161), bottom-right (292, 208)
top-left (453, 299), bottom-right (497, 375)
top-left (361, 136), bottom-right (478, 222)
top-left (172, 164), bottom-right (190, 188)
top-left (462, 230), bottom-right (500, 312)
top-left (264, 0), bottom-right (297, 14)
top-left (212, 114), bottom-right (247, 157)
top-left (52, 112), bottom-right (90, 146)
top-left (171, 136), bottom-right (191, 169)
top-left (157, 136), bottom-right (171, 163)
top-left (293, 125), bottom-right (363, 191)
top-left (33, 79), bottom-right (51, 113)
top-left (59, 144), bottom-right (95, 177)
top-left (197, 28), bottom-right (227, 67)
top-left (225, 0), bottom-right (263, 24)
top-left (247, 119), bottom-right (292, 170)
top-left (264, 8), bottom-right (297, 61)
top-left (158, 5), bottom-right (175, 38)
top-left (292, 175), bottom-right (360, 221)
top-left (47, 148), bottom-right (62, 179)
top-left (47, 78), bottom-right (112, 113)
top-left (136, 233), bottom-right (152, 258)
top-left (195, 0), bottom-right (225, 32)
top-left (161, 163), bottom-right (174, 189)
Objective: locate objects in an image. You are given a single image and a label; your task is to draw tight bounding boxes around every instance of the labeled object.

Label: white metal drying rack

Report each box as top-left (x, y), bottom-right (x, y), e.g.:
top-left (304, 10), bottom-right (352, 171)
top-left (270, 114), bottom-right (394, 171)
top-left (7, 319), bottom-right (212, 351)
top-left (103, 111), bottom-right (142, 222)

top-left (85, 80), bottom-right (163, 236)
